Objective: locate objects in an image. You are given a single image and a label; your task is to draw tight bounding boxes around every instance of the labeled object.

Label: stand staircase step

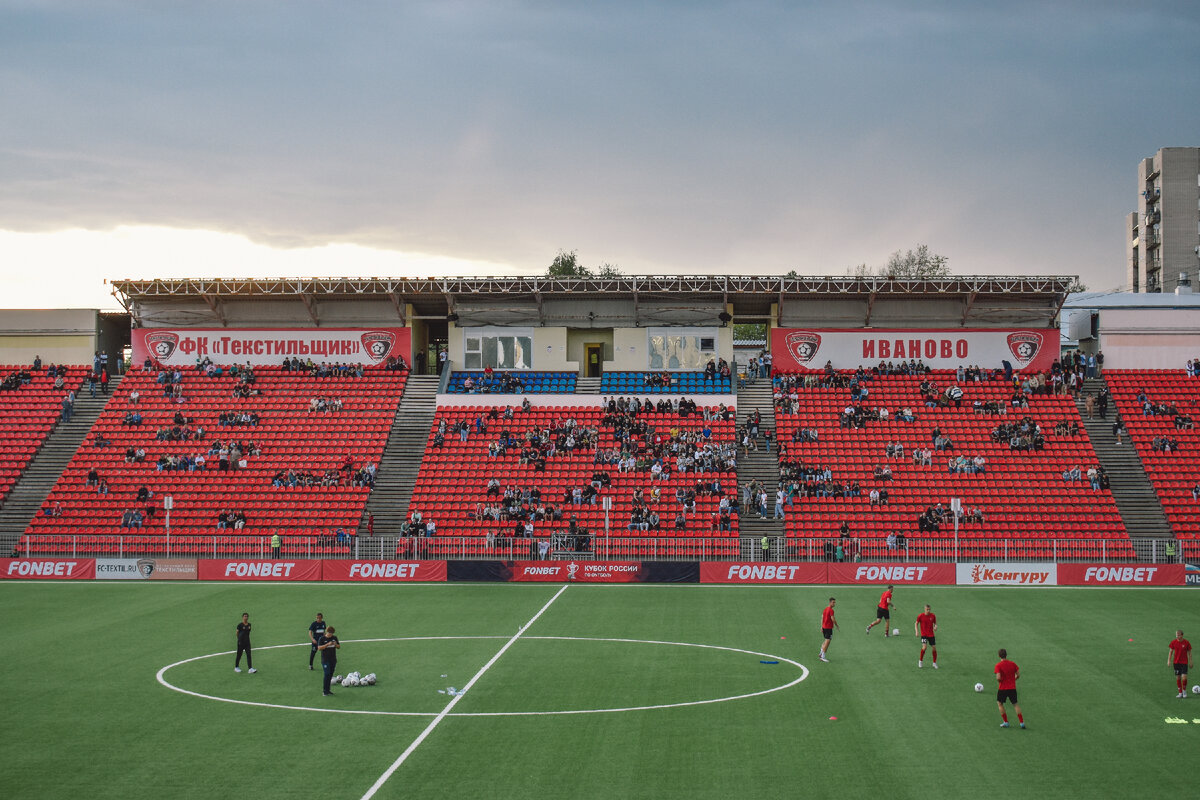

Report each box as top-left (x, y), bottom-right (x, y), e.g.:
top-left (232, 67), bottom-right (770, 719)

top-left (0, 375), bottom-right (124, 555)
top-left (358, 375), bottom-right (439, 537)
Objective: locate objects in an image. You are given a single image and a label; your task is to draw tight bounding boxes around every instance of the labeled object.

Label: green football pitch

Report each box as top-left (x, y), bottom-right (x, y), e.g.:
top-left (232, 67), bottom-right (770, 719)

top-left (2, 581), bottom-right (1195, 799)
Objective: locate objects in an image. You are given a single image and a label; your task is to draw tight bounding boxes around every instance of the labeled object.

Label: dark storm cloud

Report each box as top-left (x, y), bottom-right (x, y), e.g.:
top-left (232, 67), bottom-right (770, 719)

top-left (1, 1), bottom-right (1198, 286)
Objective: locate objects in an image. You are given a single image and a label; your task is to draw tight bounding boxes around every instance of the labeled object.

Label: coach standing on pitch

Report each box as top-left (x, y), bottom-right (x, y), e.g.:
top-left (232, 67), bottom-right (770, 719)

top-left (308, 612), bottom-right (326, 671)
top-left (318, 626), bottom-right (341, 696)
top-left (234, 612), bottom-right (256, 674)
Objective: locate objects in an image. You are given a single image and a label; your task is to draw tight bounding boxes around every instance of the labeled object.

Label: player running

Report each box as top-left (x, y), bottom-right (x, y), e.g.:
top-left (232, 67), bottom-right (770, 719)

top-left (819, 597), bottom-right (839, 663)
top-left (994, 648), bottom-right (1025, 729)
top-left (865, 584), bottom-right (895, 637)
top-left (1168, 629), bottom-right (1192, 698)
top-left (915, 604), bottom-right (937, 668)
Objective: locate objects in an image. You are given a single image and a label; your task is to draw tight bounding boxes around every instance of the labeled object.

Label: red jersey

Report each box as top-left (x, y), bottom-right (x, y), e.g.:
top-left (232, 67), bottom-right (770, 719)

top-left (916, 612), bottom-right (936, 637)
top-left (821, 605), bottom-right (836, 629)
top-left (994, 659), bottom-right (1019, 690)
top-left (878, 589), bottom-right (893, 610)
top-left (1168, 637), bottom-right (1192, 665)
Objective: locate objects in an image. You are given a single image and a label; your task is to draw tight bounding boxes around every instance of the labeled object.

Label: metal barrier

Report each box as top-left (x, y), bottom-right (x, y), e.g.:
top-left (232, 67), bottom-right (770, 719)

top-left (14, 534), bottom-right (1179, 564)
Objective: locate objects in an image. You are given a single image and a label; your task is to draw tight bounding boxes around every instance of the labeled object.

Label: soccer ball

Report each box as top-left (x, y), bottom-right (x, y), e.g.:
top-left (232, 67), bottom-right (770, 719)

top-left (891, 628), bottom-right (899, 636)
top-left (365, 673), bottom-right (377, 685)
top-left (974, 683), bottom-right (984, 693)
top-left (331, 674), bottom-right (343, 684)
top-left (1193, 685), bottom-right (1200, 695)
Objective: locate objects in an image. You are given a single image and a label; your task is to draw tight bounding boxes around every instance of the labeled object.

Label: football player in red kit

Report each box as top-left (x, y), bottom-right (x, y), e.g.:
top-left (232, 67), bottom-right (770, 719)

top-left (865, 585), bottom-right (894, 637)
top-left (1168, 630), bottom-right (1192, 699)
top-left (915, 604), bottom-right (937, 668)
top-left (994, 648), bottom-right (1025, 729)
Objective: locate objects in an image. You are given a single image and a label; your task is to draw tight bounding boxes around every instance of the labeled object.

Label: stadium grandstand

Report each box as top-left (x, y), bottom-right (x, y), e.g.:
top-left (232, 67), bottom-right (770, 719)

top-left (0, 273), bottom-right (1194, 566)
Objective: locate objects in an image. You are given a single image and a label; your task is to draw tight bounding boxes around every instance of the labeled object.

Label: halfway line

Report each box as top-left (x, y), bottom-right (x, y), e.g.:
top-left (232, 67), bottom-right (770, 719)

top-left (359, 583), bottom-right (570, 800)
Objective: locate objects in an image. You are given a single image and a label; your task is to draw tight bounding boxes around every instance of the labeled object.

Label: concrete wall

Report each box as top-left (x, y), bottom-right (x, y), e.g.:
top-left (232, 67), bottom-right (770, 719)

top-left (447, 324), bottom-right (580, 372)
top-left (1097, 307), bottom-right (1200, 369)
top-left (0, 309), bottom-right (98, 366)
top-left (606, 326), bottom-right (731, 372)
top-left (446, 324), bottom-right (732, 374)
top-left (566, 328), bottom-right (613, 373)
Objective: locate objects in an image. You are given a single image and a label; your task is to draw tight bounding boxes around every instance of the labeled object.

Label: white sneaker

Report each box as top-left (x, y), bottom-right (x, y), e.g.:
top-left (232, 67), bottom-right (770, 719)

top-left (248, 668), bottom-right (257, 674)
top-left (918, 661), bottom-right (923, 668)
top-left (1179, 691), bottom-right (1186, 698)
top-left (819, 654), bottom-right (829, 662)
top-left (932, 662), bottom-right (938, 669)
top-left (234, 667), bottom-right (242, 673)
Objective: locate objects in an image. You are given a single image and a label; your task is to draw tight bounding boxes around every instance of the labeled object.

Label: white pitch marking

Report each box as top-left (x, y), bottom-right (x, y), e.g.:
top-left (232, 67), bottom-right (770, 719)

top-left (155, 636), bottom-right (510, 717)
top-left (156, 636), bottom-right (809, 717)
top-left (359, 584), bottom-right (570, 800)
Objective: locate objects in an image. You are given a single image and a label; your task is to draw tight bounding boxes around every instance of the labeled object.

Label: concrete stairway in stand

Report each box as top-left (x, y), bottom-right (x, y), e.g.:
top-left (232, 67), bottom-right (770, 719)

top-left (735, 377), bottom-right (784, 558)
top-left (0, 376), bottom-right (122, 555)
top-left (575, 377), bottom-right (601, 395)
top-left (357, 375), bottom-right (439, 539)
top-left (1076, 378), bottom-right (1174, 560)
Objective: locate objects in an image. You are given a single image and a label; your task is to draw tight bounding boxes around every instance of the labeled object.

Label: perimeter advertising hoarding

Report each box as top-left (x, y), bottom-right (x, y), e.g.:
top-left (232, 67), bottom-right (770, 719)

top-left (445, 561), bottom-right (698, 583)
top-left (701, 563), bottom-right (828, 584)
top-left (94, 558), bottom-right (198, 580)
top-left (770, 328), bottom-right (1056, 373)
top-left (510, 561), bottom-right (645, 582)
top-left (1188, 564), bottom-right (1200, 586)
top-left (322, 560), bottom-right (446, 582)
top-left (827, 563), bottom-right (955, 585)
top-left (1057, 564), bottom-right (1184, 586)
top-left (198, 559), bottom-right (323, 581)
top-left (700, 563), bottom-right (954, 584)
top-left (1, 558), bottom-right (96, 580)
top-left (956, 562), bottom-right (1057, 586)
top-left (132, 327), bottom-right (411, 369)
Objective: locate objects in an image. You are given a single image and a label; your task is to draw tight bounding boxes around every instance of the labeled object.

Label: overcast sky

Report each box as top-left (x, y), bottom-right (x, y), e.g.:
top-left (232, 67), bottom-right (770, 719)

top-left (2, 1), bottom-right (1198, 309)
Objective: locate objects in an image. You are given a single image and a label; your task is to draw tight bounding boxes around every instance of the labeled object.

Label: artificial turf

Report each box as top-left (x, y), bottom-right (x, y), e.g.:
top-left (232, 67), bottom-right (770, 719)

top-left (1, 581), bottom-right (1195, 799)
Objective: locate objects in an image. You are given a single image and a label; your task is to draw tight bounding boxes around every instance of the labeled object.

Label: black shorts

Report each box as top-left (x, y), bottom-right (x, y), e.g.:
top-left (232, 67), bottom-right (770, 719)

top-left (921, 636), bottom-right (936, 646)
top-left (997, 689), bottom-right (1018, 704)
top-left (876, 606), bottom-right (889, 620)
top-left (1174, 663), bottom-right (1189, 676)
top-left (822, 627), bottom-right (833, 640)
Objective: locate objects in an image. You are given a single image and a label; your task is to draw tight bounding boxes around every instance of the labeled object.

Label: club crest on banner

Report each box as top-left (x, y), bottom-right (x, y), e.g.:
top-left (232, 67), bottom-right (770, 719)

top-left (145, 331), bottom-right (180, 362)
top-left (137, 559), bottom-right (156, 578)
top-left (360, 331), bottom-right (396, 363)
top-left (1006, 332), bottom-right (1042, 364)
top-left (784, 332), bottom-right (822, 364)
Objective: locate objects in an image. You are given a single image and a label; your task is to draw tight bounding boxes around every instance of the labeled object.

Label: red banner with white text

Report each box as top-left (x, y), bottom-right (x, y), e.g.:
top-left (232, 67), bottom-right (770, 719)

top-left (132, 327), bottom-right (411, 369)
top-left (770, 328), bottom-right (1055, 373)
top-left (1, 558), bottom-right (96, 580)
top-left (701, 562), bottom-right (829, 584)
top-left (198, 559), bottom-right (322, 581)
top-left (827, 563), bottom-right (955, 585)
top-left (1057, 563), bottom-right (1184, 586)
top-left (321, 560), bottom-right (446, 582)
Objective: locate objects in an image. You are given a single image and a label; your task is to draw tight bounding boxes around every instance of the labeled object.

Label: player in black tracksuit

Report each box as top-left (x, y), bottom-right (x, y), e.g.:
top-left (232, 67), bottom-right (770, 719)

top-left (235, 613), bottom-right (255, 673)
top-left (308, 613), bottom-right (326, 670)
top-left (318, 627), bottom-right (340, 695)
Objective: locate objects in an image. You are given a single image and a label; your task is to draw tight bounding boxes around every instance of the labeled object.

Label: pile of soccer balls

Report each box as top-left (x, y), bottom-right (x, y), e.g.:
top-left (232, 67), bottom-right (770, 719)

top-left (330, 671), bottom-right (377, 688)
